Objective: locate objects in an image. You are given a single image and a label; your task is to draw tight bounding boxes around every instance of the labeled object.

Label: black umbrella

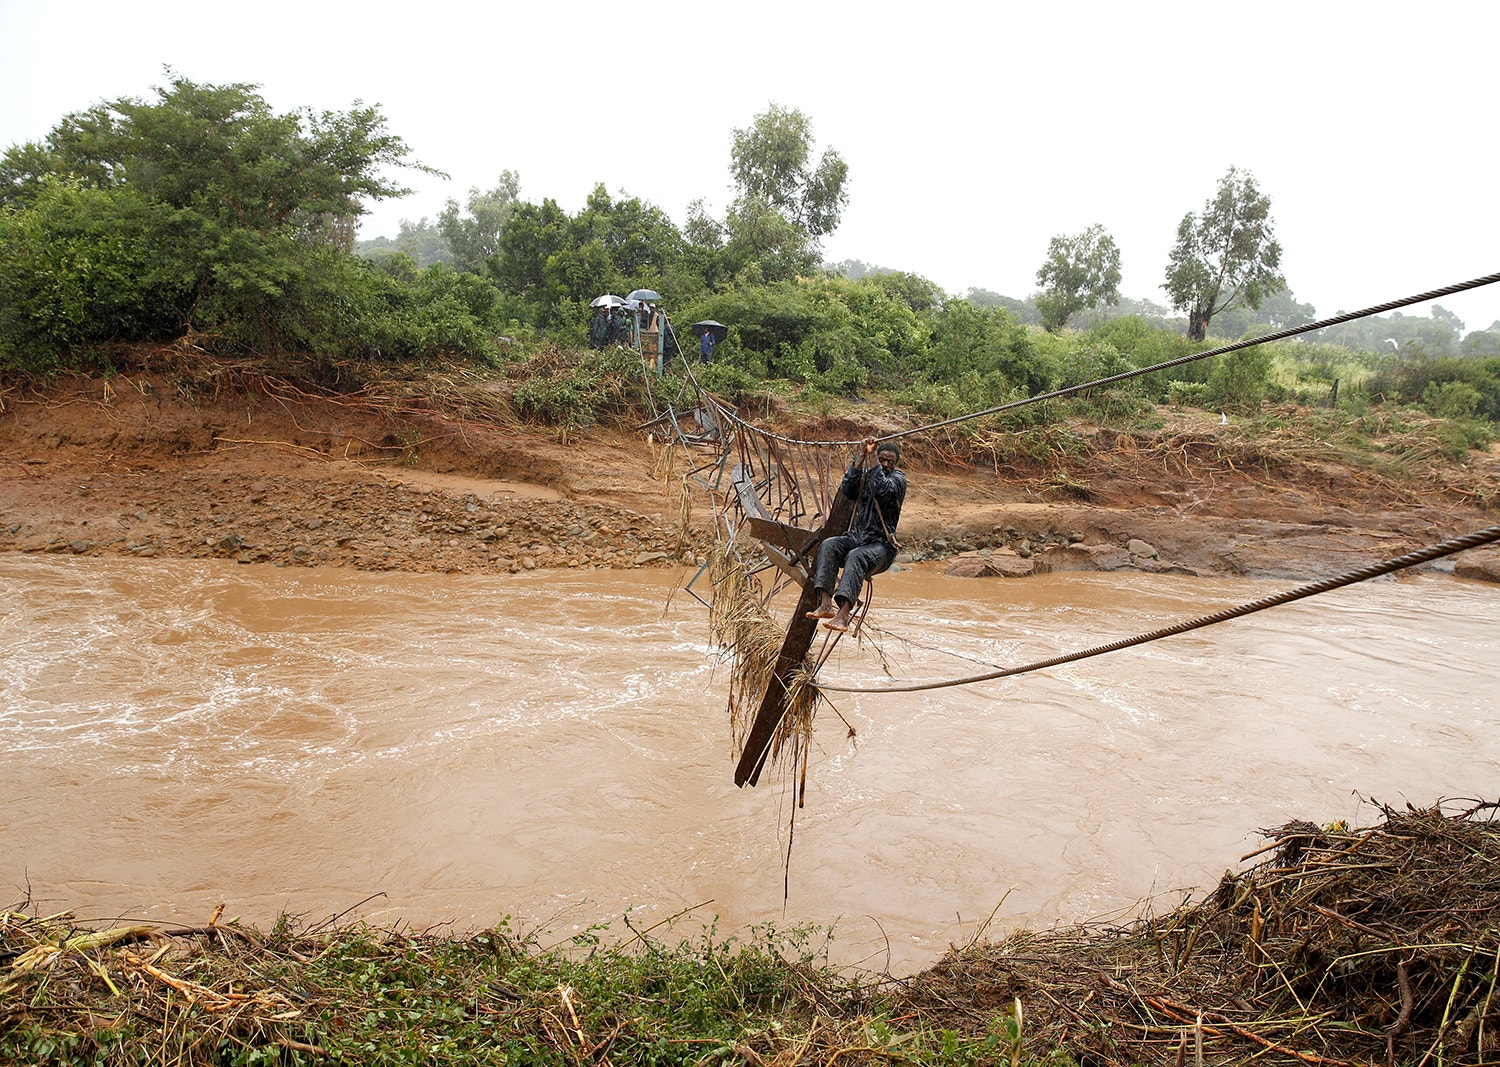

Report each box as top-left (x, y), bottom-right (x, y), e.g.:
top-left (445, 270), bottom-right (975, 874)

top-left (690, 319), bottom-right (728, 341)
top-left (590, 294), bottom-right (625, 308)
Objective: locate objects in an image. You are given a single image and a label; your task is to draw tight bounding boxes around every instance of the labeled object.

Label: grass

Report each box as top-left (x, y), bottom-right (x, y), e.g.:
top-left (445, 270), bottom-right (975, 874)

top-left (1, 910), bottom-right (1026, 1066)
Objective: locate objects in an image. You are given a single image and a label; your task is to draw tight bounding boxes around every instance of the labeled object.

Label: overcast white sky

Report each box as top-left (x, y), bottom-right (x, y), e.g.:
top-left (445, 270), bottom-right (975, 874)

top-left (3, 0), bottom-right (1497, 332)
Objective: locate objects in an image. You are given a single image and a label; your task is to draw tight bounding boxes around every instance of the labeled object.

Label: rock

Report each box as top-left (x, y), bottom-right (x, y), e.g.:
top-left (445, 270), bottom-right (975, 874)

top-left (1034, 543), bottom-right (1132, 573)
top-left (69, 539), bottom-right (93, 553)
top-left (521, 557), bottom-right (537, 570)
top-left (634, 551), bottom-right (671, 565)
top-left (1126, 538), bottom-right (1159, 559)
top-left (306, 518), bottom-right (323, 530)
top-left (292, 546), bottom-right (311, 561)
top-left (944, 552), bottom-right (1035, 578)
top-left (1455, 553), bottom-right (1500, 584)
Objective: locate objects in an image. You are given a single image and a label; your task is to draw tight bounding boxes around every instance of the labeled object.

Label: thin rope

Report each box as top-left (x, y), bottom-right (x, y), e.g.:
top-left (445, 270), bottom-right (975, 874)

top-left (689, 271), bottom-right (1500, 449)
top-left (812, 525), bottom-right (1500, 695)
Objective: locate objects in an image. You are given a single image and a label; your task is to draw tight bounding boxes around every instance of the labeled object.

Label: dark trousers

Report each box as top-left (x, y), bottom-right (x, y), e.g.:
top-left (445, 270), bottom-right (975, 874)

top-left (813, 535), bottom-right (894, 607)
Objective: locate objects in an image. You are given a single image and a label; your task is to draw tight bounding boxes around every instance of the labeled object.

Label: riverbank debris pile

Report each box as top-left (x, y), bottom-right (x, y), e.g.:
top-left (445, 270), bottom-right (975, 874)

top-left (2, 800), bottom-right (1496, 1063)
top-left (898, 798), bottom-right (1500, 1065)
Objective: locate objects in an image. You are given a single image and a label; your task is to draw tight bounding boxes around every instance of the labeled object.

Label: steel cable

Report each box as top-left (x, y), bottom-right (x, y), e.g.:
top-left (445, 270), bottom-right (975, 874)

top-left (811, 525), bottom-right (1500, 695)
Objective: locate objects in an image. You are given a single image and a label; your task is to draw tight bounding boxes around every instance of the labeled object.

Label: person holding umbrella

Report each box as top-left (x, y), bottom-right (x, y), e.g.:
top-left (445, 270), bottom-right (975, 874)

top-left (692, 320), bottom-right (727, 365)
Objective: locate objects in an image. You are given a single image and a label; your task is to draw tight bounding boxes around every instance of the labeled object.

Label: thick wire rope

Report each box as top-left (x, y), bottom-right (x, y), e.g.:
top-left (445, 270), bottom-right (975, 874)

top-left (811, 525), bottom-right (1500, 695)
top-left (687, 271), bottom-right (1500, 449)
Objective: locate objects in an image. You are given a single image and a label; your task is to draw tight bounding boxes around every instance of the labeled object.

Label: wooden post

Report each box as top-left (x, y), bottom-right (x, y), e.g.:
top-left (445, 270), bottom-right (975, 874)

top-left (734, 486), bottom-right (858, 787)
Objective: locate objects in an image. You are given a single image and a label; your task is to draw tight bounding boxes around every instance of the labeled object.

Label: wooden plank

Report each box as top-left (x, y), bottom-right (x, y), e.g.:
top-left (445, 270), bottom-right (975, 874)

top-left (744, 516), bottom-right (819, 558)
top-left (718, 478), bottom-right (810, 587)
top-left (733, 488), bottom-right (857, 788)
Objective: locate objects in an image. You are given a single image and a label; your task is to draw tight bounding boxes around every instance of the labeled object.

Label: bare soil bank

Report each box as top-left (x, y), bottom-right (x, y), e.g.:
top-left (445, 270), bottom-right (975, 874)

top-left (3, 365), bottom-right (1498, 584)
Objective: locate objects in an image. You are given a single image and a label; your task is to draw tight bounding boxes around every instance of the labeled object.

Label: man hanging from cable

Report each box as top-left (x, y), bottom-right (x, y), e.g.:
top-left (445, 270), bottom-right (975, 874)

top-left (806, 436), bottom-right (907, 633)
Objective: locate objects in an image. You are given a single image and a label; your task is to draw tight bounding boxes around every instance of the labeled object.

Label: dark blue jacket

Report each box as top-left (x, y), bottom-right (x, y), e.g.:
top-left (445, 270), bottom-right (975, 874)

top-left (840, 458), bottom-right (905, 549)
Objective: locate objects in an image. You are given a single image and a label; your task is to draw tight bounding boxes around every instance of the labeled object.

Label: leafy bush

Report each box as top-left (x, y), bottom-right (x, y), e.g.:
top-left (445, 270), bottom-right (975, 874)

top-left (1206, 347), bottom-right (1273, 413)
top-left (0, 181), bottom-right (193, 368)
top-left (1167, 380), bottom-right (1211, 406)
top-left (1422, 380), bottom-right (1481, 419)
top-left (511, 346), bottom-right (645, 426)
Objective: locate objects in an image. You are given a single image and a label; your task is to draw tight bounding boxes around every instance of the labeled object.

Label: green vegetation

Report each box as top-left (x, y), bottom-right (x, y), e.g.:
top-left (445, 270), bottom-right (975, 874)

top-left (1034, 224), bottom-right (1121, 332)
top-left (3, 74), bottom-right (1497, 450)
top-left (0, 911), bottom-right (1033, 1067)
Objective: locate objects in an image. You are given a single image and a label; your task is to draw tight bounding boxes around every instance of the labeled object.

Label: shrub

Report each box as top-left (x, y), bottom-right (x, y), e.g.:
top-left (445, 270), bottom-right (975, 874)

top-left (0, 181), bottom-right (193, 368)
top-left (1167, 380), bottom-right (1211, 406)
top-left (1205, 347), bottom-right (1273, 414)
top-left (511, 346), bottom-right (645, 427)
top-left (1422, 380), bottom-right (1482, 420)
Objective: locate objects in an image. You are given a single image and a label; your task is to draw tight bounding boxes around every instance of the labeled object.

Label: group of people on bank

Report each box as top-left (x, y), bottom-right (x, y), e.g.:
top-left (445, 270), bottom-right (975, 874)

top-left (587, 296), bottom-right (723, 368)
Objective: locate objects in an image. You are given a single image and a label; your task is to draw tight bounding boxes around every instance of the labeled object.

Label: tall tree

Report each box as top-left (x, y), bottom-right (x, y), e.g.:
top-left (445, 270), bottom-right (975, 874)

top-left (718, 104), bottom-right (849, 283)
top-left (491, 185), bottom-right (684, 323)
top-left (1034, 224), bottom-right (1122, 331)
top-left (437, 170), bottom-right (519, 273)
top-left (1165, 166), bottom-right (1286, 341)
top-left (729, 103), bottom-right (848, 238)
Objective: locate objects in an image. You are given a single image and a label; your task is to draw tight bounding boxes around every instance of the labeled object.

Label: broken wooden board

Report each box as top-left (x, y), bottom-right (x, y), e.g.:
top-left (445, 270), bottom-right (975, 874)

top-left (744, 516), bottom-right (819, 559)
top-left (743, 516), bottom-right (818, 589)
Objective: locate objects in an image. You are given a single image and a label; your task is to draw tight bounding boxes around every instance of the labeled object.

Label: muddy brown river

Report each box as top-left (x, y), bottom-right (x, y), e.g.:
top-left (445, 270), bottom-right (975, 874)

top-left (2, 556), bottom-right (1497, 971)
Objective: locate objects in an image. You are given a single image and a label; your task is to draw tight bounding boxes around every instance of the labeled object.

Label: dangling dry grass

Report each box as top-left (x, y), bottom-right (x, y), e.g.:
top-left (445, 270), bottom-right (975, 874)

top-left (706, 544), bottom-right (818, 782)
top-left (649, 434), bottom-right (696, 561)
top-left (707, 544), bottom-right (785, 756)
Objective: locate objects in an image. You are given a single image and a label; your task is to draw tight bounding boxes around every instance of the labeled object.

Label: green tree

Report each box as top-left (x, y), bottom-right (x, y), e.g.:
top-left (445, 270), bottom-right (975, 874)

top-left (722, 196), bottom-right (819, 283)
top-left (729, 103), bottom-right (848, 238)
top-left (491, 185), bottom-right (684, 325)
top-left (1461, 323), bottom-right (1500, 359)
top-left (437, 170), bottom-right (519, 273)
top-left (1165, 166), bottom-right (1286, 341)
top-left (1034, 224), bottom-right (1122, 331)
top-left (0, 71), bottom-right (429, 354)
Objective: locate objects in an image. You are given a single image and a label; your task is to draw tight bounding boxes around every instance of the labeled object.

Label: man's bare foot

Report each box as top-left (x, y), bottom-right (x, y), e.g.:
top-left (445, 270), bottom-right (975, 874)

top-left (823, 612), bottom-right (851, 632)
top-left (806, 606), bottom-right (836, 619)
